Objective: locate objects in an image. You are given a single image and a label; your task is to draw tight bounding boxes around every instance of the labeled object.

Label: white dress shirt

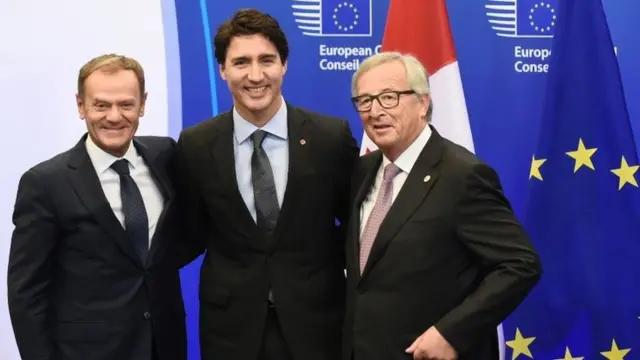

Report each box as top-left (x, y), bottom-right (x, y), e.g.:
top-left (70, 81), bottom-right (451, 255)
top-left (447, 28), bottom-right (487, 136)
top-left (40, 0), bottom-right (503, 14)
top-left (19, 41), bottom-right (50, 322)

top-left (85, 136), bottom-right (165, 248)
top-left (360, 124), bottom-right (432, 235)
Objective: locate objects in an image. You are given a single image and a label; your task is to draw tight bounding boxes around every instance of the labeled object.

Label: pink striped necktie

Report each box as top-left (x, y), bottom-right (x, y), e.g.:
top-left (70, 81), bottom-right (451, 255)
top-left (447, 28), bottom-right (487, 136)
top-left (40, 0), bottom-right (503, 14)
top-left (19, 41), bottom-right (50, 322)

top-left (359, 163), bottom-right (402, 274)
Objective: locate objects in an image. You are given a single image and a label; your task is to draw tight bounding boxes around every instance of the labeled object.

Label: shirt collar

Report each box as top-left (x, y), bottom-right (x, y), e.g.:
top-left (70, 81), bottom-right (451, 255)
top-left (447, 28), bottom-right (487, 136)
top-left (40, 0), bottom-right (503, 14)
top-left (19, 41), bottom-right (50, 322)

top-left (382, 124), bottom-right (432, 174)
top-left (85, 134), bottom-right (139, 174)
top-left (233, 97), bottom-right (288, 144)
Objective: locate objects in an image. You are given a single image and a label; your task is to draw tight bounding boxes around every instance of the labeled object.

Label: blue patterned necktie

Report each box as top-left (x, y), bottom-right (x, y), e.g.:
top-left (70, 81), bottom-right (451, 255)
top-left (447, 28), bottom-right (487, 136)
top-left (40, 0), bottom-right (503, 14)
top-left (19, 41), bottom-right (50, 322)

top-left (111, 159), bottom-right (149, 263)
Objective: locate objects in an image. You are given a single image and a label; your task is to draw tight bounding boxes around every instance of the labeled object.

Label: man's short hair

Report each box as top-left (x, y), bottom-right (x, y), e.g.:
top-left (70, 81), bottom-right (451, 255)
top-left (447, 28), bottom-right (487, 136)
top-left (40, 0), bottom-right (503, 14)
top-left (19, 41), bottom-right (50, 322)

top-left (77, 54), bottom-right (145, 98)
top-left (214, 8), bottom-right (289, 66)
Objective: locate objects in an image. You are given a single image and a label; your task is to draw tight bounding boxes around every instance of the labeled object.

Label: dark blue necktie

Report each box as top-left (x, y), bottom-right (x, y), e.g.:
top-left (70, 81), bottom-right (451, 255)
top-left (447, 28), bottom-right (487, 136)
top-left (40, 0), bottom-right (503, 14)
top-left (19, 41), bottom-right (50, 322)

top-left (251, 130), bottom-right (280, 236)
top-left (111, 159), bottom-right (149, 263)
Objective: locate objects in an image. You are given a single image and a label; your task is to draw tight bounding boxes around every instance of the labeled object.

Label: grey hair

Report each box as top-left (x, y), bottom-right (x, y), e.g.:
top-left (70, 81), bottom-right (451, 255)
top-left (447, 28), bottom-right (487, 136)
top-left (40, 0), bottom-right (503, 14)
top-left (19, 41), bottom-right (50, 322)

top-left (351, 51), bottom-right (433, 121)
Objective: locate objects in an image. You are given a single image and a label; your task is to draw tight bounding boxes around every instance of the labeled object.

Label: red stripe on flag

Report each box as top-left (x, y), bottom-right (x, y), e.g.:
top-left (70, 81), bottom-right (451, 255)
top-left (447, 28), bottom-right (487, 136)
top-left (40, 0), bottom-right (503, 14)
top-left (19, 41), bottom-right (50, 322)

top-left (381, 0), bottom-right (457, 75)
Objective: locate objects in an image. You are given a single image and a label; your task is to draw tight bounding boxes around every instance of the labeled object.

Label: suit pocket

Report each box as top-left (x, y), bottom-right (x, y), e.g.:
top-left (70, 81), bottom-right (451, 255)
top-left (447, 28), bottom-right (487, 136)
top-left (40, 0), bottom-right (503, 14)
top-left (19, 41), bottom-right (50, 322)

top-left (55, 321), bottom-right (109, 342)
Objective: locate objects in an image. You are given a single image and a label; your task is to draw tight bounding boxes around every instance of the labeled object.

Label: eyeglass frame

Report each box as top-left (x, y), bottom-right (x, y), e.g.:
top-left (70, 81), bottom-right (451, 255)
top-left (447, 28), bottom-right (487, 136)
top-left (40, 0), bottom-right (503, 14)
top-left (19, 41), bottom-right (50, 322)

top-left (350, 89), bottom-right (416, 112)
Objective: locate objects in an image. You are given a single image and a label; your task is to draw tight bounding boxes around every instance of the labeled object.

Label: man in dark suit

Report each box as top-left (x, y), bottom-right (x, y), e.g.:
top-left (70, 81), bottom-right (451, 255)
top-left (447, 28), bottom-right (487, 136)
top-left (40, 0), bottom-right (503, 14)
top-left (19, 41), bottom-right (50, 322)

top-left (343, 51), bottom-right (542, 360)
top-left (173, 8), bottom-right (359, 360)
top-left (7, 54), bottom-right (187, 360)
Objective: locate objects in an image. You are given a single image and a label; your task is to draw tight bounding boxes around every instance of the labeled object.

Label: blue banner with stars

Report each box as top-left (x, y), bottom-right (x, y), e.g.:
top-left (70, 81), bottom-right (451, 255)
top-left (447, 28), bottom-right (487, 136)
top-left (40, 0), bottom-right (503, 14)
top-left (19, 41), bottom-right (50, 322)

top-left (502, 0), bottom-right (640, 358)
top-left (173, 0), bottom-right (640, 358)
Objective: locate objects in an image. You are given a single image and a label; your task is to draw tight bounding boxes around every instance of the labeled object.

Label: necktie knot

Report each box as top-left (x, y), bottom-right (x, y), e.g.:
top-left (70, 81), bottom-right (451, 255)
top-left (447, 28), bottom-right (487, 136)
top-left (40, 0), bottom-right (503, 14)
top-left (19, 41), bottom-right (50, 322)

top-left (251, 130), bottom-right (268, 150)
top-left (111, 159), bottom-right (130, 176)
top-left (383, 163), bottom-right (402, 183)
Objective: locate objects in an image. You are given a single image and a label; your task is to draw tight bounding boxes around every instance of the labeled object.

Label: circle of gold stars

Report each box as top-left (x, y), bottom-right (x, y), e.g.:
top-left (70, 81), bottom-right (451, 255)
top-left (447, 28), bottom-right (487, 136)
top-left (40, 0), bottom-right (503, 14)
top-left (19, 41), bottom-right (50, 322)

top-left (506, 327), bottom-right (631, 360)
top-left (529, 1), bottom-right (557, 33)
top-left (333, 1), bottom-right (359, 32)
top-left (528, 137), bottom-right (639, 190)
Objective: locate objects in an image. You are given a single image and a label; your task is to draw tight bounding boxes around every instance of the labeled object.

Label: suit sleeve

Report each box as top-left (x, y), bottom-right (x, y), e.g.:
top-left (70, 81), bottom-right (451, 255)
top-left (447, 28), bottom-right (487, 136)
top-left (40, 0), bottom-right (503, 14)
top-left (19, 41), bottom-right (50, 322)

top-left (171, 134), bottom-right (207, 267)
top-left (334, 120), bottom-right (360, 228)
top-left (7, 169), bottom-right (59, 360)
top-left (435, 163), bottom-right (541, 354)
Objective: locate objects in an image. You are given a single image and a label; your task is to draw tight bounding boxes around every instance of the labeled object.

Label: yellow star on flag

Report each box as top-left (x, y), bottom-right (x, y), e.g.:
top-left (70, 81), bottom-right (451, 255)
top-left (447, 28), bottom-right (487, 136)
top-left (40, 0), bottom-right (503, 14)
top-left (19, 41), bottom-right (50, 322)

top-left (554, 347), bottom-right (584, 360)
top-left (611, 156), bottom-right (639, 190)
top-left (506, 328), bottom-right (535, 360)
top-left (566, 138), bottom-right (597, 172)
top-left (601, 339), bottom-right (631, 360)
top-left (529, 155), bottom-right (547, 181)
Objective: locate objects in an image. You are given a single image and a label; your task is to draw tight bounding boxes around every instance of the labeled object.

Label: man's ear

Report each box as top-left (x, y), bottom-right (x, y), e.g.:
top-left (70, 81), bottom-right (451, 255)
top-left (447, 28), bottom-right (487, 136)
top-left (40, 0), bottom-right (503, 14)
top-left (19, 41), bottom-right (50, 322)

top-left (219, 64), bottom-right (227, 81)
top-left (419, 93), bottom-right (430, 117)
top-left (76, 93), bottom-right (85, 120)
top-left (140, 92), bottom-right (148, 117)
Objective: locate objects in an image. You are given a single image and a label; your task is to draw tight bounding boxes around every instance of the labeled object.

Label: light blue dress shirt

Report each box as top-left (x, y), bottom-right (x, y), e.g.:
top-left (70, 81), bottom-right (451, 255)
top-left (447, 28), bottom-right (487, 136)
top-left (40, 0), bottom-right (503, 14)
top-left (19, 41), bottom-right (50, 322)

top-left (233, 101), bottom-right (289, 223)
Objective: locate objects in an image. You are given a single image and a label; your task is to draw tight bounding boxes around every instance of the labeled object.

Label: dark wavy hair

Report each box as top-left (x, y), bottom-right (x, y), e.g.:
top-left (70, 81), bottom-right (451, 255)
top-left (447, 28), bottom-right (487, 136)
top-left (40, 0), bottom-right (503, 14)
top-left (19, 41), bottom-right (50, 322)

top-left (214, 8), bottom-right (289, 66)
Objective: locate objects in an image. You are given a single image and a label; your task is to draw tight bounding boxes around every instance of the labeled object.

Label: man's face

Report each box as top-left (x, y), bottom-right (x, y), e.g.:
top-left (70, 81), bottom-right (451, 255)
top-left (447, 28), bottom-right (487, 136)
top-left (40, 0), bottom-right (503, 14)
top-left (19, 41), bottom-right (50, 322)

top-left (355, 61), bottom-right (429, 160)
top-left (76, 69), bottom-right (145, 156)
top-left (219, 34), bottom-right (287, 123)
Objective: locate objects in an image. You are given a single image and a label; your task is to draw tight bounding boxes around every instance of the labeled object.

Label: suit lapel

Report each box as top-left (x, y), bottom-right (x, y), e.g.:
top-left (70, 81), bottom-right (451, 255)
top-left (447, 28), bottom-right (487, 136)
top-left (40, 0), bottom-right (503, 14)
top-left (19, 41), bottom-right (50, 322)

top-left (134, 138), bottom-right (173, 201)
top-left (359, 128), bottom-right (444, 281)
top-left (133, 138), bottom-right (173, 266)
top-left (208, 112), bottom-right (259, 238)
top-left (66, 136), bottom-right (143, 268)
top-left (270, 105), bottom-right (312, 247)
top-left (349, 152), bottom-right (382, 282)
top-left (204, 106), bottom-right (312, 247)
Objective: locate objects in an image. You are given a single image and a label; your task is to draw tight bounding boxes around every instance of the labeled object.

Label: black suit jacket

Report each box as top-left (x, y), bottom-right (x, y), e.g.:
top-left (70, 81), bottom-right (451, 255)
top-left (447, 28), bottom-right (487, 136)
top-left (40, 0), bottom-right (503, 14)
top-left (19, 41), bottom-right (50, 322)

top-left (7, 135), bottom-right (187, 360)
top-left (173, 104), bottom-right (359, 360)
top-left (343, 127), bottom-right (541, 360)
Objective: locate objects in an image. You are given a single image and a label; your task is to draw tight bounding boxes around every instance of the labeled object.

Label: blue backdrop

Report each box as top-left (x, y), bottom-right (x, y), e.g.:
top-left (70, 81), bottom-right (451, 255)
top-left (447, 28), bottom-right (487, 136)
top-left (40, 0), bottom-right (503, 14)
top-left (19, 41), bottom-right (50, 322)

top-left (172, 0), bottom-right (640, 358)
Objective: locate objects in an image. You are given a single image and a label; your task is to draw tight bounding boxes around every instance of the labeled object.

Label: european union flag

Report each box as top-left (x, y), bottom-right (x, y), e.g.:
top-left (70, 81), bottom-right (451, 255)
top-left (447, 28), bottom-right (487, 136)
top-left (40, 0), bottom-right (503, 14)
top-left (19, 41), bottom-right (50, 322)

top-left (516, 0), bottom-right (558, 37)
top-left (503, 0), bottom-right (640, 358)
top-left (321, 0), bottom-right (371, 36)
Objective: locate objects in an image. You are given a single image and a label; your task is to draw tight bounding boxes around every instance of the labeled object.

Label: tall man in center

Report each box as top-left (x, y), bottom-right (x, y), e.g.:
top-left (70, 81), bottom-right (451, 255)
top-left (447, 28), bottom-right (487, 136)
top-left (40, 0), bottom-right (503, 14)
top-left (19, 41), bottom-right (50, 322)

top-left (173, 8), bottom-right (359, 360)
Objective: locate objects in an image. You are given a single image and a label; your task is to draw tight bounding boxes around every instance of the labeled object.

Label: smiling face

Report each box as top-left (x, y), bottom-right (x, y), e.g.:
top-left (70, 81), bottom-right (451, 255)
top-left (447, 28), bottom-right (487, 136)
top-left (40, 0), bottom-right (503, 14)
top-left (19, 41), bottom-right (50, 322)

top-left (219, 34), bottom-right (287, 126)
top-left (76, 69), bottom-right (146, 157)
top-left (355, 60), bottom-right (429, 161)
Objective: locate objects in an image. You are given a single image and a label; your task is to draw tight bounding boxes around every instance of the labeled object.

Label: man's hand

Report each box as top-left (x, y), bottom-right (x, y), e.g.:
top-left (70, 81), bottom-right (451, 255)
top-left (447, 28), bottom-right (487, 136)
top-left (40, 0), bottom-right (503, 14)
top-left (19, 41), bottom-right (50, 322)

top-left (405, 326), bottom-right (457, 360)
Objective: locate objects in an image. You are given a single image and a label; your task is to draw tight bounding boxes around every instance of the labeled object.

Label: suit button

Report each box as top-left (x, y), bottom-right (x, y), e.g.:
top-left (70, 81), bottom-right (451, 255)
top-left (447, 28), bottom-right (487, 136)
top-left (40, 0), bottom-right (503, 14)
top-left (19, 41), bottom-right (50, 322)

top-left (143, 312), bottom-right (151, 320)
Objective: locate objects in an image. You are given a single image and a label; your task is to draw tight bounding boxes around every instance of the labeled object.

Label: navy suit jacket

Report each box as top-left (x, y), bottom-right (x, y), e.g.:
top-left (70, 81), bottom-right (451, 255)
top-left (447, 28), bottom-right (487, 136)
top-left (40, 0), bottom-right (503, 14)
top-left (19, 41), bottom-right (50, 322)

top-left (8, 134), bottom-right (187, 360)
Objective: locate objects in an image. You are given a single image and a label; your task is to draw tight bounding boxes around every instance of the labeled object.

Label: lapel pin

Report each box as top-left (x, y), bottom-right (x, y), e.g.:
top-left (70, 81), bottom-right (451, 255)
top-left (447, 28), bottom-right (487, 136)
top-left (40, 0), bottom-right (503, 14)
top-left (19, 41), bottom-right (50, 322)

top-left (300, 139), bottom-right (306, 145)
top-left (423, 175), bottom-right (431, 183)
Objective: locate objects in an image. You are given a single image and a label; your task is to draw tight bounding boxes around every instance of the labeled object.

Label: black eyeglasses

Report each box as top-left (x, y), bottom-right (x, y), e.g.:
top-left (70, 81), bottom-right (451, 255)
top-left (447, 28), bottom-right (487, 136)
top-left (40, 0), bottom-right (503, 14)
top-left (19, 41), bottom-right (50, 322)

top-left (351, 90), bottom-right (416, 112)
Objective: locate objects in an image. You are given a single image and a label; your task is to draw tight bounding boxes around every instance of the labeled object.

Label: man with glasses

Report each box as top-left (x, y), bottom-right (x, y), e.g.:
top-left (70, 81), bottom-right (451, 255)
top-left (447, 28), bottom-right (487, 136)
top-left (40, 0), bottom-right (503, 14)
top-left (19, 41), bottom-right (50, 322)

top-left (342, 52), bottom-right (541, 360)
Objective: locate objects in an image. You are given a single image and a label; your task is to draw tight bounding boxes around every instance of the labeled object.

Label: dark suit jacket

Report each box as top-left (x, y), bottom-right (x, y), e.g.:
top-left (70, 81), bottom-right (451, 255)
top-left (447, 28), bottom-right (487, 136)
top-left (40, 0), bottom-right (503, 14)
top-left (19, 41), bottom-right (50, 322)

top-left (173, 104), bottom-right (359, 360)
top-left (7, 134), bottom-right (187, 360)
top-left (343, 127), bottom-right (541, 360)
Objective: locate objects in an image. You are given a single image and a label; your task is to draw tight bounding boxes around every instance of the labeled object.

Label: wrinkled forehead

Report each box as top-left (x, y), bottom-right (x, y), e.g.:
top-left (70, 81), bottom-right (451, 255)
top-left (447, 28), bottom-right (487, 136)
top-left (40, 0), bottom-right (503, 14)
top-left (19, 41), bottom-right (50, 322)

top-left (82, 70), bottom-right (142, 102)
top-left (356, 61), bottom-right (408, 95)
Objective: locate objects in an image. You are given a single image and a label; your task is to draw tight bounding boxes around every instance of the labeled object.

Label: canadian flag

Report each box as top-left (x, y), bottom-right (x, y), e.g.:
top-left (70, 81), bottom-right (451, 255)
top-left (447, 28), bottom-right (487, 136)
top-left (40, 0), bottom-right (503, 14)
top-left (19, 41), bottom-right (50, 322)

top-left (360, 1), bottom-right (505, 359)
top-left (359, 0), bottom-right (475, 156)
